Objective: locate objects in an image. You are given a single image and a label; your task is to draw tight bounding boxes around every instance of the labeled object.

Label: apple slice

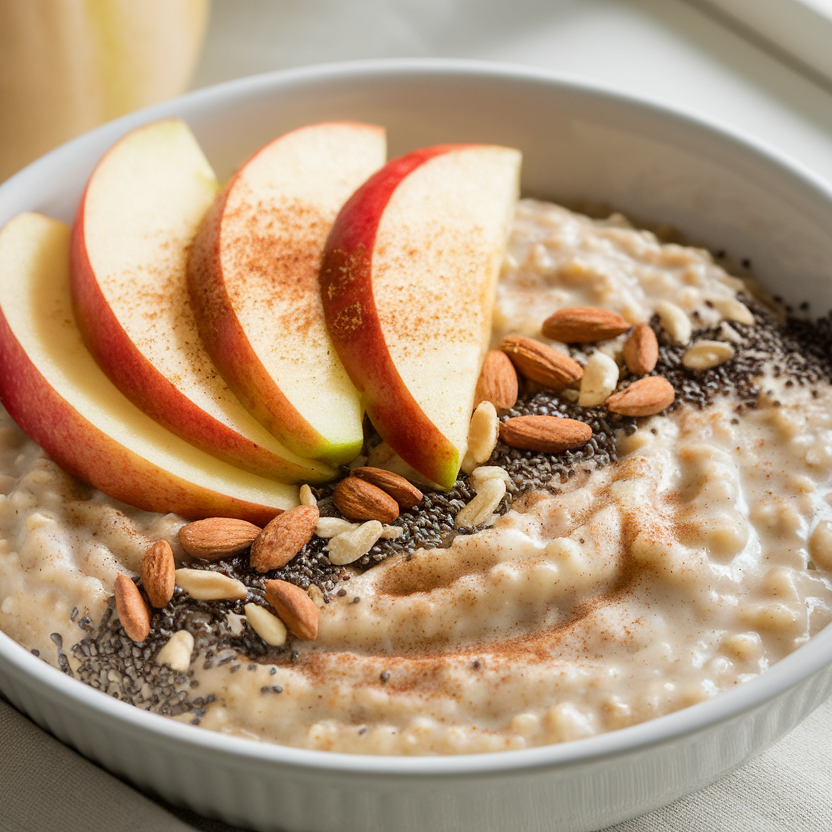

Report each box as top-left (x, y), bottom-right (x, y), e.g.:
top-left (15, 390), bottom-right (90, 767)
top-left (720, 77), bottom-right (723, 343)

top-left (188, 121), bottom-right (387, 466)
top-left (70, 118), bottom-right (334, 483)
top-left (319, 144), bottom-right (521, 489)
top-left (0, 212), bottom-right (299, 524)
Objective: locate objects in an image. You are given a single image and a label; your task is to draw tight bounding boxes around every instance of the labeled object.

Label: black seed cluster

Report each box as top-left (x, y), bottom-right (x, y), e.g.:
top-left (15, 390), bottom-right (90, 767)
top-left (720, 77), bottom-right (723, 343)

top-left (65, 583), bottom-right (301, 714)
top-left (68, 604), bottom-right (206, 717)
top-left (651, 295), bottom-right (832, 414)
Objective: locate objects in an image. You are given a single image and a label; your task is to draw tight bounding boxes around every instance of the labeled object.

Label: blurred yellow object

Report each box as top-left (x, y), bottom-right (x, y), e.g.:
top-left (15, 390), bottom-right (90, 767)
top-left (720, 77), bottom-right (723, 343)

top-left (0, 0), bottom-right (209, 182)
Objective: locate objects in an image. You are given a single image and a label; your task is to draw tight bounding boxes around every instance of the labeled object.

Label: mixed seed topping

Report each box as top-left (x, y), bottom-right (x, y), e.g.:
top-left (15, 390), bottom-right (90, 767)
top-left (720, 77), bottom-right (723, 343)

top-left (59, 291), bottom-right (832, 721)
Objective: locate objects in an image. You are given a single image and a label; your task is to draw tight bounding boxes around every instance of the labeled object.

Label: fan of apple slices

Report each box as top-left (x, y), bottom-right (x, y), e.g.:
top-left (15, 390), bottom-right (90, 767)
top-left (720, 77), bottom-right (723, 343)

top-left (0, 119), bottom-right (521, 519)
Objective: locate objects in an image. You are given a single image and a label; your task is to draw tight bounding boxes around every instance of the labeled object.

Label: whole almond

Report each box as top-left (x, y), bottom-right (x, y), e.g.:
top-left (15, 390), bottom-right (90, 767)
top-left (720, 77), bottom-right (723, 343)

top-left (499, 335), bottom-right (583, 389)
top-left (473, 349), bottom-right (519, 410)
top-left (499, 415), bottom-right (592, 453)
top-left (334, 477), bottom-right (400, 523)
top-left (264, 579), bottom-right (319, 640)
top-left (179, 517), bottom-right (262, 560)
top-left (605, 376), bottom-right (675, 416)
top-left (351, 467), bottom-right (423, 509)
top-left (250, 505), bottom-right (319, 573)
top-left (541, 307), bottom-right (632, 343)
top-left (141, 539), bottom-right (175, 608)
top-left (622, 322), bottom-right (659, 376)
top-left (114, 574), bottom-right (150, 643)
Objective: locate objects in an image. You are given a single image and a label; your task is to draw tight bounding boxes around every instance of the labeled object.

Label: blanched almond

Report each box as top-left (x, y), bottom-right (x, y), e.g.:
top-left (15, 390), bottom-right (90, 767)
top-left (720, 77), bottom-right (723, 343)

top-left (250, 505), bottom-right (319, 573)
top-left (474, 349), bottom-right (519, 410)
top-left (455, 476), bottom-right (507, 528)
top-left (315, 517), bottom-right (360, 538)
top-left (499, 335), bottom-right (583, 390)
top-left (299, 484), bottom-right (317, 506)
top-left (681, 340), bottom-right (735, 370)
top-left (350, 467), bottom-right (423, 510)
top-left (334, 476), bottom-right (400, 523)
top-left (499, 415), bottom-right (592, 453)
top-left (541, 307), bottom-right (631, 343)
top-left (326, 520), bottom-right (384, 565)
top-left (605, 376), bottom-right (675, 416)
top-left (178, 517), bottom-right (262, 560)
top-left (155, 630), bottom-right (194, 672)
top-left (264, 579), bottom-right (319, 640)
top-left (114, 575), bottom-right (150, 643)
top-left (175, 568), bottom-right (247, 601)
top-left (712, 297), bottom-right (755, 326)
top-left (578, 351), bottom-right (619, 407)
top-left (655, 301), bottom-right (692, 344)
top-left (244, 603), bottom-right (288, 647)
top-left (141, 539), bottom-right (175, 609)
top-left (461, 401), bottom-right (499, 474)
top-left (469, 465), bottom-right (512, 490)
top-left (622, 322), bottom-right (659, 376)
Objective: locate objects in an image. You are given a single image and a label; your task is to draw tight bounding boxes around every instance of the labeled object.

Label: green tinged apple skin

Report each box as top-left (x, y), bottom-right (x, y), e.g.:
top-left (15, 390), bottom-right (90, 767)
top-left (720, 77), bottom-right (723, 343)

top-left (188, 186), bottom-right (361, 467)
top-left (0, 305), bottom-right (284, 526)
top-left (70, 193), bottom-right (335, 484)
top-left (319, 146), bottom-right (467, 490)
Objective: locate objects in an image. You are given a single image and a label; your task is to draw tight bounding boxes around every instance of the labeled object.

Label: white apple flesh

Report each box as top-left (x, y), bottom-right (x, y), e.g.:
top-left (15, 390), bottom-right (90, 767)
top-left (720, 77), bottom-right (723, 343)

top-left (320, 144), bottom-right (521, 489)
top-left (70, 118), bottom-right (334, 483)
top-left (0, 212), bottom-right (299, 524)
top-left (188, 121), bottom-right (386, 466)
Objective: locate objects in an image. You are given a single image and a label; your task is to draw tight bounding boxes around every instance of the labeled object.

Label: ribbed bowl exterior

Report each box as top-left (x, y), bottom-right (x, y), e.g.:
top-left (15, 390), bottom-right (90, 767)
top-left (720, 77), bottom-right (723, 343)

top-left (3, 634), bottom-right (832, 832)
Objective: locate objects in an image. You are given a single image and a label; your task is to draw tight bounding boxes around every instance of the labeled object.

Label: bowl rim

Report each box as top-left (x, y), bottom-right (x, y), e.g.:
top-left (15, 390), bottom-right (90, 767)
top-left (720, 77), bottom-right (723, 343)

top-left (3, 55), bottom-right (832, 779)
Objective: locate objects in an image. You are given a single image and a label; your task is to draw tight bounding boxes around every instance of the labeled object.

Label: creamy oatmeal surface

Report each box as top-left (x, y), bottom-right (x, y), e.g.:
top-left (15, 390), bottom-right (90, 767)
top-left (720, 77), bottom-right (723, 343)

top-left (3, 198), bottom-right (832, 754)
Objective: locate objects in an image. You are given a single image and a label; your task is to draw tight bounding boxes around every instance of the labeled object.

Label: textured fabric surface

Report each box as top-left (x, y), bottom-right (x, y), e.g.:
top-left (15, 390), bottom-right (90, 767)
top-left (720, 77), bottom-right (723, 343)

top-left (2, 691), bottom-right (831, 831)
top-left (603, 692), bottom-right (832, 832)
top-left (0, 694), bottom-right (195, 832)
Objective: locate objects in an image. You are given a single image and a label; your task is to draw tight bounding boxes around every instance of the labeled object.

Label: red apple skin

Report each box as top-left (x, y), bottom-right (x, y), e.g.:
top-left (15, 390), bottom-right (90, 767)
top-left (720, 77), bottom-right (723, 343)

top-left (319, 145), bottom-right (467, 490)
top-left (0, 301), bottom-right (285, 526)
top-left (70, 173), bottom-right (333, 484)
top-left (187, 122), bottom-right (384, 467)
top-left (187, 187), bottom-right (329, 459)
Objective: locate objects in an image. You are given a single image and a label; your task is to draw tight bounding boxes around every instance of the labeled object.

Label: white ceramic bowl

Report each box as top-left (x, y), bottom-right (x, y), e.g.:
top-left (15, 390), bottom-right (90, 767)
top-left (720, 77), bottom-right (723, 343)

top-left (2, 58), bottom-right (832, 832)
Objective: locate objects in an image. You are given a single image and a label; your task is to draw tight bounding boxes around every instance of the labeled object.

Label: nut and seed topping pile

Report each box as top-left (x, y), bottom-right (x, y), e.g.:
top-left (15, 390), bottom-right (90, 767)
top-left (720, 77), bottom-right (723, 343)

top-left (63, 287), bottom-right (832, 719)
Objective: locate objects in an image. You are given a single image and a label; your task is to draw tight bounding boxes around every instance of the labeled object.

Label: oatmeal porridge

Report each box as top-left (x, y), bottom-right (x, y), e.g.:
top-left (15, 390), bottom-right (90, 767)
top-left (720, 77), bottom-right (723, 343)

top-left (2, 198), bottom-right (832, 755)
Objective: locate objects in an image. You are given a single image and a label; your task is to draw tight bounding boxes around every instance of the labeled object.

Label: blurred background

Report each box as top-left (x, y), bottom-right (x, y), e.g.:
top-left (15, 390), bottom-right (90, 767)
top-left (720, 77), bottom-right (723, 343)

top-left (2, 0), bottom-right (832, 185)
